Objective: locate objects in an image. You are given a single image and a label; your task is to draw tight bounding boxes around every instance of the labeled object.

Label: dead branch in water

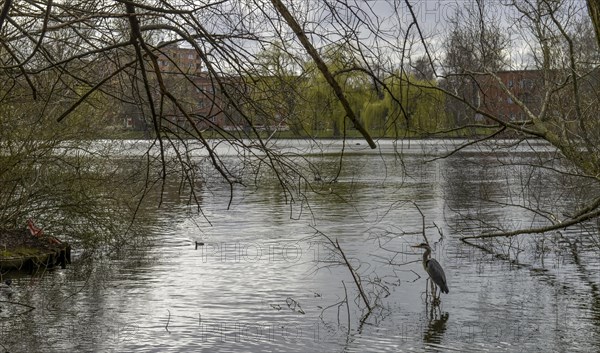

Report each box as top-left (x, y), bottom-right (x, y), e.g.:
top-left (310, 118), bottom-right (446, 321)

top-left (315, 230), bottom-right (373, 313)
top-left (460, 205), bottom-right (600, 241)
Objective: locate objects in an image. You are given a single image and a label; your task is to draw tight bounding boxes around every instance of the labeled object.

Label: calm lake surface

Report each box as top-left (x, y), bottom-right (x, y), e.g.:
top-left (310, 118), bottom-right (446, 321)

top-left (1, 139), bottom-right (599, 352)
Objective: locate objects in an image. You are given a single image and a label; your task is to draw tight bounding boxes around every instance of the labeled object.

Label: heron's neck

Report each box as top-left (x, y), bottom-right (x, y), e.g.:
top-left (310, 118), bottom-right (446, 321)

top-left (423, 248), bottom-right (431, 263)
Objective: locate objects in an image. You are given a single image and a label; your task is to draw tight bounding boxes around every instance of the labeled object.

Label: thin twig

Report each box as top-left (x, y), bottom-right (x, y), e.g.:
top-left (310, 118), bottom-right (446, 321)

top-left (165, 309), bottom-right (171, 333)
top-left (412, 202), bottom-right (429, 245)
top-left (335, 239), bottom-right (372, 312)
top-left (341, 280), bottom-right (351, 336)
top-left (0, 300), bottom-right (36, 315)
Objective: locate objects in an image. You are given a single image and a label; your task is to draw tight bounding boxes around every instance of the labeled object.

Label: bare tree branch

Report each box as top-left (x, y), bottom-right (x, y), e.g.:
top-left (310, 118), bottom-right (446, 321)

top-left (269, 0), bottom-right (376, 149)
top-left (461, 208), bottom-right (600, 240)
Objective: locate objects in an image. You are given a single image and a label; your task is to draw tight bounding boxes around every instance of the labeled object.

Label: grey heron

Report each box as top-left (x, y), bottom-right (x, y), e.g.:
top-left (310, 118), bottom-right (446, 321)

top-left (412, 243), bottom-right (449, 295)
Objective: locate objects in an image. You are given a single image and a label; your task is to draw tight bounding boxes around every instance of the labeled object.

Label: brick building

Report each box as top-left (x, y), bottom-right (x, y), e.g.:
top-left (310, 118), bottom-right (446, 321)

top-left (157, 44), bottom-right (202, 74)
top-left (124, 43), bottom-right (233, 132)
top-left (474, 70), bottom-right (543, 122)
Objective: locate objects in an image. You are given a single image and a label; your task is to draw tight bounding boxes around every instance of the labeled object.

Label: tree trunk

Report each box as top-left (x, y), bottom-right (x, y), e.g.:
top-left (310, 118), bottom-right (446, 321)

top-left (588, 0), bottom-right (600, 50)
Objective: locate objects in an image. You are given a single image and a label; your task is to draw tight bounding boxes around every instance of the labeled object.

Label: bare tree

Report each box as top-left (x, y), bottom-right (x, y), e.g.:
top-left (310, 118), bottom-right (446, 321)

top-left (436, 0), bottom-right (600, 241)
top-left (411, 55), bottom-right (435, 81)
top-left (440, 3), bottom-right (509, 128)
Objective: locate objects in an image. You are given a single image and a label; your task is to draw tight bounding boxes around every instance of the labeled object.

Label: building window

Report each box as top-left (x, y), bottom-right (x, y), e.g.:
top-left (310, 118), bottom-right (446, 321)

top-left (519, 93), bottom-right (532, 104)
top-left (518, 79), bottom-right (528, 89)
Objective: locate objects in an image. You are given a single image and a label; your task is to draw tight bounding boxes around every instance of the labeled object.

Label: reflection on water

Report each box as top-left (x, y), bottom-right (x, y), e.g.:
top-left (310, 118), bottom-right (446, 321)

top-left (423, 311), bottom-right (449, 346)
top-left (1, 139), bottom-right (599, 352)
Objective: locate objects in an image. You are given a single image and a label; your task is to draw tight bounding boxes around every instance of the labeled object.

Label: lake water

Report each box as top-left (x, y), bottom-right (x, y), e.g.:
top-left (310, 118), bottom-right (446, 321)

top-left (1, 139), bottom-right (599, 352)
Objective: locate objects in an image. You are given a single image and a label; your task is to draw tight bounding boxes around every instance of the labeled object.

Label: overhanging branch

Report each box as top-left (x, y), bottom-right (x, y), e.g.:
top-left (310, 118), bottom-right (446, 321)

top-left (269, 0), bottom-right (376, 149)
top-left (0, 0), bottom-right (11, 32)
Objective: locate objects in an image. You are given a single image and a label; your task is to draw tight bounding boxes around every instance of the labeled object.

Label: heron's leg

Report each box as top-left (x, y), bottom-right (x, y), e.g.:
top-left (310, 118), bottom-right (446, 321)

top-left (430, 280), bottom-right (441, 306)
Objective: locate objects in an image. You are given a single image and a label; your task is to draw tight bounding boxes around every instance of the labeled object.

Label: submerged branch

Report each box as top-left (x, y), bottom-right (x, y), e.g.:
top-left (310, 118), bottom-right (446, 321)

top-left (426, 126), bottom-right (506, 162)
top-left (315, 229), bottom-right (373, 312)
top-left (461, 208), bottom-right (600, 240)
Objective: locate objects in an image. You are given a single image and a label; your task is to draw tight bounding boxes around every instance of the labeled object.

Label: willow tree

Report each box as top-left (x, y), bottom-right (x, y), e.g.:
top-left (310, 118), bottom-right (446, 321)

top-left (381, 72), bottom-right (448, 137)
top-left (298, 42), bottom-right (377, 137)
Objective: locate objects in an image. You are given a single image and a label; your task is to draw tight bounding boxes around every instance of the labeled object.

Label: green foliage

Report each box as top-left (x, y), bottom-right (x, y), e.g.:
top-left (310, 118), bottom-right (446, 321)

top-left (294, 64), bottom-right (448, 137)
top-left (361, 100), bottom-right (389, 135)
top-left (297, 43), bottom-right (376, 137)
top-left (383, 74), bottom-right (449, 137)
top-left (248, 42), bottom-right (451, 138)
